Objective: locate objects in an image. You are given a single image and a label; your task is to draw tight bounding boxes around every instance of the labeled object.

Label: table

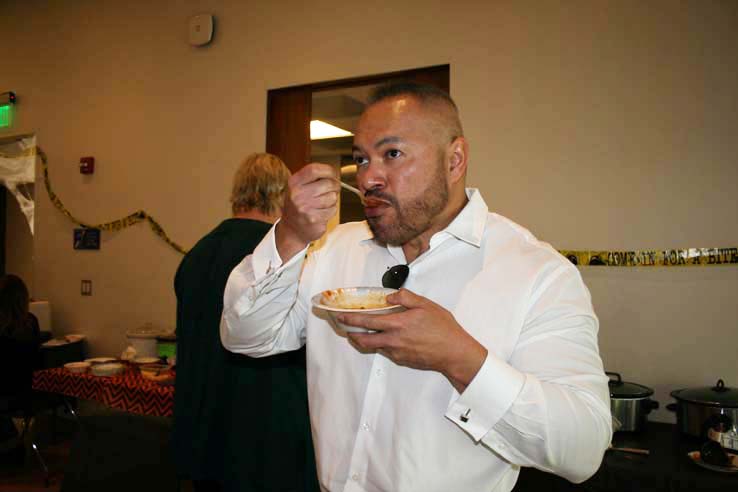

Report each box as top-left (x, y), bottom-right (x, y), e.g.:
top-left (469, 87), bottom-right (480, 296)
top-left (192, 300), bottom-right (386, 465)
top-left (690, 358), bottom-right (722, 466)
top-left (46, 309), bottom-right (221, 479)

top-left (32, 366), bottom-right (174, 417)
top-left (513, 422), bottom-right (737, 491)
top-left (38, 337), bottom-right (85, 369)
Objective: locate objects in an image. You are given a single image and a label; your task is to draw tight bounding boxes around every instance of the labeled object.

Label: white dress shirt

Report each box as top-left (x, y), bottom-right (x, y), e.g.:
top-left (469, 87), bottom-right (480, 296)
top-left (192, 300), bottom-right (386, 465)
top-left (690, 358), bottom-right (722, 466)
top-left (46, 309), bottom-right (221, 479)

top-left (222, 189), bottom-right (612, 492)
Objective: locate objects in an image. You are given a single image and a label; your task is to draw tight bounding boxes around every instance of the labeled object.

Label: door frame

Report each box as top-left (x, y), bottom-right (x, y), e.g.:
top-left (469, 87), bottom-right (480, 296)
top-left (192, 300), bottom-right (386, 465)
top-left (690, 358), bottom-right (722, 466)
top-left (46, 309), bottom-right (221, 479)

top-left (265, 64), bottom-right (450, 173)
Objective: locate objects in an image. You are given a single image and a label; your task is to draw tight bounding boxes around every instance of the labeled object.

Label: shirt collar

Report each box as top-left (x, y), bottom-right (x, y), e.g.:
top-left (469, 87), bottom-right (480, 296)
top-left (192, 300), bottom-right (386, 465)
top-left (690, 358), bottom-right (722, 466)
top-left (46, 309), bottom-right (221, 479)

top-left (443, 188), bottom-right (488, 247)
top-left (358, 188), bottom-right (488, 248)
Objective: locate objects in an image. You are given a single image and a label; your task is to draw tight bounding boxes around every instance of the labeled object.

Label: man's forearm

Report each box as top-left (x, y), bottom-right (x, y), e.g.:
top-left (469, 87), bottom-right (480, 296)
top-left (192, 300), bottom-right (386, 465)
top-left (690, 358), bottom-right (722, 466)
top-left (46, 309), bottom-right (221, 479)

top-left (220, 234), bottom-right (308, 357)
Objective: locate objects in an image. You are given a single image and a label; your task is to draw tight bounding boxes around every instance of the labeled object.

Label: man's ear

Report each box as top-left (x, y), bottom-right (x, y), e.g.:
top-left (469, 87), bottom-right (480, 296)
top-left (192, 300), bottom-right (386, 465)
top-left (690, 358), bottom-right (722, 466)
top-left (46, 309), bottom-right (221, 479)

top-left (447, 136), bottom-right (469, 183)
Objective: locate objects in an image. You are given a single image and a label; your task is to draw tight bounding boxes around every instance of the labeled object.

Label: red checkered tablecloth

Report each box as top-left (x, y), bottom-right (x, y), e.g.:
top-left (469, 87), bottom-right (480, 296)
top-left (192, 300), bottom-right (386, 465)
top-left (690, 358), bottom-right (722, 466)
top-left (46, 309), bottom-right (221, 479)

top-left (32, 366), bottom-right (174, 417)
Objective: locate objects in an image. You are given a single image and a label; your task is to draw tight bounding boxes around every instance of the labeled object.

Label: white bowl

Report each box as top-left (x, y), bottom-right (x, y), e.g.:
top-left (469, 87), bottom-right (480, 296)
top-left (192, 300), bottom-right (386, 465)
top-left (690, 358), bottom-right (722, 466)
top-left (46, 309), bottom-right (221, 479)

top-left (132, 356), bottom-right (161, 365)
top-left (64, 361), bottom-right (91, 373)
top-left (138, 363), bottom-right (169, 374)
top-left (91, 362), bottom-right (125, 377)
top-left (85, 357), bottom-right (117, 365)
top-left (311, 287), bottom-right (404, 333)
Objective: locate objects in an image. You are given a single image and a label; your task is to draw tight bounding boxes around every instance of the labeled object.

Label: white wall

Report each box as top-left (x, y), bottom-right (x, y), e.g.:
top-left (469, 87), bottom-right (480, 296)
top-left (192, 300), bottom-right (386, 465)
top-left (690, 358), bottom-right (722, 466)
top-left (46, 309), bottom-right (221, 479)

top-left (1, 0), bottom-right (736, 423)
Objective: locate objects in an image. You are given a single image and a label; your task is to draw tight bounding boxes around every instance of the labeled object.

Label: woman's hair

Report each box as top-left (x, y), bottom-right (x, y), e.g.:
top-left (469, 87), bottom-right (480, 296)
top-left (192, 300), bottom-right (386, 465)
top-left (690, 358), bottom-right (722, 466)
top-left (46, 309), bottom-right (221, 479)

top-left (0, 274), bottom-right (31, 338)
top-left (230, 153), bottom-right (291, 216)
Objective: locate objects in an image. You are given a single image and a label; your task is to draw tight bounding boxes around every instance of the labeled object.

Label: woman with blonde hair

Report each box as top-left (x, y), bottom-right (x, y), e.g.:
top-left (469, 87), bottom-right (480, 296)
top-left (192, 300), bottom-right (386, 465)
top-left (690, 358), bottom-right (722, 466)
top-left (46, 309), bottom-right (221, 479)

top-left (229, 152), bottom-right (291, 218)
top-left (172, 153), bottom-right (318, 492)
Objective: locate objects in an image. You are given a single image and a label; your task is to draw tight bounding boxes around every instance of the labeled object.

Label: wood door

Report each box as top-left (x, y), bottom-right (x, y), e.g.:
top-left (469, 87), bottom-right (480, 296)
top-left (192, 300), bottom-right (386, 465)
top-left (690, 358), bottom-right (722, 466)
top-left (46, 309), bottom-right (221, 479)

top-left (265, 65), bottom-right (450, 173)
top-left (266, 86), bottom-right (312, 174)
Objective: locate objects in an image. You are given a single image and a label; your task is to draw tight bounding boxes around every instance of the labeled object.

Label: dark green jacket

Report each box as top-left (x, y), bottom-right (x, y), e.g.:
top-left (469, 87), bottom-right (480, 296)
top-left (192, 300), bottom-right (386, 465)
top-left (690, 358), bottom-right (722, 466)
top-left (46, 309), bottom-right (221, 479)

top-left (172, 219), bottom-right (318, 492)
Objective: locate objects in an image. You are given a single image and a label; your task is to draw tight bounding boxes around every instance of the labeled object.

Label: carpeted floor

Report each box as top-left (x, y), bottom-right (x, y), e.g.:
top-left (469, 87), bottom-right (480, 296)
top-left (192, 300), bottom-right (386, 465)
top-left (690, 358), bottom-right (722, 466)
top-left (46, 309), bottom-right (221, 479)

top-left (0, 401), bottom-right (189, 492)
top-left (0, 412), bottom-right (74, 492)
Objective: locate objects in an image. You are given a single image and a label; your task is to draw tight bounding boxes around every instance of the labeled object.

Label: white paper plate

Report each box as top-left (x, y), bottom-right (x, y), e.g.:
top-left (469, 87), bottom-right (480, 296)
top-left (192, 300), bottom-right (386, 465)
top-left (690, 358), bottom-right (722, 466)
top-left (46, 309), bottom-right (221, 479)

top-left (64, 361), bottom-right (91, 373)
top-left (311, 287), bottom-right (403, 333)
top-left (687, 450), bottom-right (738, 473)
top-left (42, 339), bottom-right (68, 347)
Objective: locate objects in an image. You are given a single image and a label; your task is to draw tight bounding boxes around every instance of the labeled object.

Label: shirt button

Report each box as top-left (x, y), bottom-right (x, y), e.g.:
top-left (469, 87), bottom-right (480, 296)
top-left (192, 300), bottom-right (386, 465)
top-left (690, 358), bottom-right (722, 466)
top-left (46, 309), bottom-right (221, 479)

top-left (376, 368), bottom-right (383, 376)
top-left (362, 422), bottom-right (370, 431)
top-left (352, 473), bottom-right (359, 481)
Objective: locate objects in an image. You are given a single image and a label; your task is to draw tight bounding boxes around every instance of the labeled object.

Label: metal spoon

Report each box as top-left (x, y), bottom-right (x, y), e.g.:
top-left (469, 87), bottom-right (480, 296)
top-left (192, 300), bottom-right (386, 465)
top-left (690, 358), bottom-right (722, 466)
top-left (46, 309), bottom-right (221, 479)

top-left (608, 445), bottom-right (650, 456)
top-left (339, 181), bottom-right (365, 205)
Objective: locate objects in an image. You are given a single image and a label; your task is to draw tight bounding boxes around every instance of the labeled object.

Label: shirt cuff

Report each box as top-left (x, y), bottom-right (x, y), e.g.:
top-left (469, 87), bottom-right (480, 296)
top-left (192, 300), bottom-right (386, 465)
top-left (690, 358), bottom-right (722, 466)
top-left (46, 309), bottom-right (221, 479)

top-left (231, 223), bottom-right (307, 317)
top-left (445, 352), bottom-right (526, 442)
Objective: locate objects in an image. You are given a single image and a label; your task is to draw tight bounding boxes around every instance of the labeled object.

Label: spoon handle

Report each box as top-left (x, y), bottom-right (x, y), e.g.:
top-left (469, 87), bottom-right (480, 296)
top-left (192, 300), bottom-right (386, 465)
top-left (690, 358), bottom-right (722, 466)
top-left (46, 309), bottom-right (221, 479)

top-left (608, 445), bottom-right (650, 456)
top-left (339, 181), bottom-right (365, 204)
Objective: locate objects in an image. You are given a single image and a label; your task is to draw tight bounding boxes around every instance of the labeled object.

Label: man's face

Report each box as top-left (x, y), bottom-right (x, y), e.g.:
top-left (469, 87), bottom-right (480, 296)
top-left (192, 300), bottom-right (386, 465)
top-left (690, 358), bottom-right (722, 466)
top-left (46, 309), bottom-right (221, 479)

top-left (352, 96), bottom-right (450, 246)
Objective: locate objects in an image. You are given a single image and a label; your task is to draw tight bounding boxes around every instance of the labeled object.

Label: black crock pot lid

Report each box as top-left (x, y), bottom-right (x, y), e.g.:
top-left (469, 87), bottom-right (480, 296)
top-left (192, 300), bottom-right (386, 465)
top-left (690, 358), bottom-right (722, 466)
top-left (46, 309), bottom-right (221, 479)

top-left (671, 379), bottom-right (738, 407)
top-left (608, 377), bottom-right (654, 398)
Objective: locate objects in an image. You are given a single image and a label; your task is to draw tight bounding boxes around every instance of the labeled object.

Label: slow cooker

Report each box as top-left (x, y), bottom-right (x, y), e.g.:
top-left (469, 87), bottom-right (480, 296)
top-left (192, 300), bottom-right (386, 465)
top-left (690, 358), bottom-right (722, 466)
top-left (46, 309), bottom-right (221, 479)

top-left (607, 371), bottom-right (659, 432)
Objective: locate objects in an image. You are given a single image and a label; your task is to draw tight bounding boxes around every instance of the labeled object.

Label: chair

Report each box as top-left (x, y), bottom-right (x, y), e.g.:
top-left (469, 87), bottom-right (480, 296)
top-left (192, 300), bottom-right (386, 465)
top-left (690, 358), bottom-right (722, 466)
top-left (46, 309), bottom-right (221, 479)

top-left (0, 335), bottom-right (51, 486)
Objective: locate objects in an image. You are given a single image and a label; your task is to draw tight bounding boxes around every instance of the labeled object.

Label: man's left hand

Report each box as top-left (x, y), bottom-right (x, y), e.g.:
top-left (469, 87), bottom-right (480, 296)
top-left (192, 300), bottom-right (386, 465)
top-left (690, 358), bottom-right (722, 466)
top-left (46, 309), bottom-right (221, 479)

top-left (336, 289), bottom-right (488, 392)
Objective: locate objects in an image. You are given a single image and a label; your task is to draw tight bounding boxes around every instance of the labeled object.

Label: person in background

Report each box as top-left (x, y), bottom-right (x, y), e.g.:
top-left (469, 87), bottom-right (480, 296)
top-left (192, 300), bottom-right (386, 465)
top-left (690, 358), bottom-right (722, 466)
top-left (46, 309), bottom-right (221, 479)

top-left (221, 83), bottom-right (612, 491)
top-left (0, 274), bottom-right (41, 451)
top-left (172, 153), bottom-right (318, 492)
top-left (0, 274), bottom-right (40, 345)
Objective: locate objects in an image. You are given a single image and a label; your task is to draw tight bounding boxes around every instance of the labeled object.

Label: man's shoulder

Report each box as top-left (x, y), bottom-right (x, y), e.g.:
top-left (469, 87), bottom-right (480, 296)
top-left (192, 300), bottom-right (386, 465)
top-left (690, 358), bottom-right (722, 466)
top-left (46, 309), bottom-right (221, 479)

top-left (316, 221), bottom-right (372, 248)
top-left (334, 220), bottom-right (372, 238)
top-left (483, 213), bottom-right (573, 271)
top-left (302, 221), bottom-right (373, 266)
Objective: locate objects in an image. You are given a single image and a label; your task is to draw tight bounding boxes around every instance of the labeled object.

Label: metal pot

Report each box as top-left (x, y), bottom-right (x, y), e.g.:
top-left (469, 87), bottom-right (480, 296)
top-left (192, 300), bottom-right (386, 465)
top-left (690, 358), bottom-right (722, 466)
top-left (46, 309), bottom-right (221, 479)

top-left (668, 379), bottom-right (738, 439)
top-left (607, 372), bottom-right (659, 432)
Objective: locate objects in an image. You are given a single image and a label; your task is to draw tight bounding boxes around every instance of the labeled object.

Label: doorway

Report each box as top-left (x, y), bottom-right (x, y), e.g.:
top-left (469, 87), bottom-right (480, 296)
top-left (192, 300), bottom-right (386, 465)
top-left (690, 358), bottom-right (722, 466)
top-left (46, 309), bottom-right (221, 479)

top-left (265, 65), bottom-right (450, 224)
top-left (0, 134), bottom-right (36, 283)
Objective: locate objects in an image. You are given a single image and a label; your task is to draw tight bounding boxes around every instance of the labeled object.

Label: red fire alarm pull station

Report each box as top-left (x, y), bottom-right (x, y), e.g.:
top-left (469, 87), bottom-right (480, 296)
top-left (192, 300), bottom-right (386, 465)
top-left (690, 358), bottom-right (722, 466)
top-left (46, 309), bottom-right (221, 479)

top-left (80, 157), bottom-right (95, 174)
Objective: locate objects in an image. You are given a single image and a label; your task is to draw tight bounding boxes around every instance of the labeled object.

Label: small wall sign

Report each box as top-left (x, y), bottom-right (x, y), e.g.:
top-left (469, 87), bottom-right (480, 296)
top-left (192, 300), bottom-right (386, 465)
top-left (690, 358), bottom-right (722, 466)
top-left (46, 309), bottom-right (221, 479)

top-left (73, 228), bottom-right (101, 250)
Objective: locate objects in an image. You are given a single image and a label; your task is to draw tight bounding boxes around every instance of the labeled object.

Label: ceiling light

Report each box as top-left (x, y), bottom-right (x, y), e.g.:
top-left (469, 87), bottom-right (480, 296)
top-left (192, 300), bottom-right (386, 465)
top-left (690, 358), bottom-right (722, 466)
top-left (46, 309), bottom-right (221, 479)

top-left (310, 120), bottom-right (353, 140)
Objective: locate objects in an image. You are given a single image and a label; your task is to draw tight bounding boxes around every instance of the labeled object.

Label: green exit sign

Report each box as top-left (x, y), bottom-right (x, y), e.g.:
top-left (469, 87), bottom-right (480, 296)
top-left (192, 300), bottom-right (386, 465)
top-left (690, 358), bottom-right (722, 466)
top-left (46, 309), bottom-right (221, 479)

top-left (0, 104), bottom-right (12, 128)
top-left (0, 92), bottom-right (16, 128)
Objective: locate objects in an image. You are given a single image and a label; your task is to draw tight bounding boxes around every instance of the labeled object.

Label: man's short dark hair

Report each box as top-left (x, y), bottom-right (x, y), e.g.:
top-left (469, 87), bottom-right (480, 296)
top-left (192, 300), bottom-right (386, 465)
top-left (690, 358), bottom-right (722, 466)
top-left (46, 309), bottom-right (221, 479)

top-left (367, 81), bottom-right (464, 139)
top-left (368, 81), bottom-right (458, 110)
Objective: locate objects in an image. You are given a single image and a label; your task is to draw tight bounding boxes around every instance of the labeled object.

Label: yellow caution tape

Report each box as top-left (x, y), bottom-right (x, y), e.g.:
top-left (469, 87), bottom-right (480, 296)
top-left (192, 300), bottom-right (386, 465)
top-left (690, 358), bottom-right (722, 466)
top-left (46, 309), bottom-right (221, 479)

top-left (30, 146), bottom-right (738, 265)
top-left (559, 249), bottom-right (737, 267)
top-left (0, 147), bottom-right (36, 158)
top-left (38, 147), bottom-right (188, 254)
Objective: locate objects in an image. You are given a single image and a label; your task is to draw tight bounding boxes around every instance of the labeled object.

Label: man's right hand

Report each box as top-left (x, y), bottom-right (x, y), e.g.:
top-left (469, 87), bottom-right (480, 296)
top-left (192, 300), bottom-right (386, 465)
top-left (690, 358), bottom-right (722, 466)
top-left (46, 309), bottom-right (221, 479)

top-left (275, 163), bottom-right (339, 262)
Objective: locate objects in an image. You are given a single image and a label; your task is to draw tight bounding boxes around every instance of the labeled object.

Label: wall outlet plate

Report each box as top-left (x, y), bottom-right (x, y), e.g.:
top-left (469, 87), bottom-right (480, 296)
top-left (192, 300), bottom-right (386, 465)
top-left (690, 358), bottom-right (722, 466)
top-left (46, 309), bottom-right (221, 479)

top-left (189, 14), bottom-right (213, 46)
top-left (80, 156), bottom-right (94, 174)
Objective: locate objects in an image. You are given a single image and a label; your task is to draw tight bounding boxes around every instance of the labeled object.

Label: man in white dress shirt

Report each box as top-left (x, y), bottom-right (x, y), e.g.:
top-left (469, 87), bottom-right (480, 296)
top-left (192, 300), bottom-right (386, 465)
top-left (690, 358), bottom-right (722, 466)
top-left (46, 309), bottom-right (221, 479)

top-left (221, 82), bottom-right (612, 492)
